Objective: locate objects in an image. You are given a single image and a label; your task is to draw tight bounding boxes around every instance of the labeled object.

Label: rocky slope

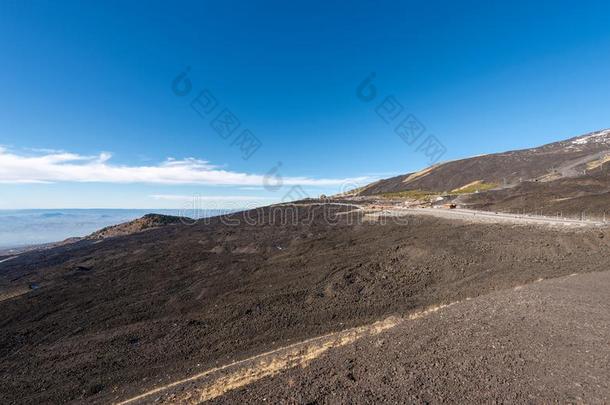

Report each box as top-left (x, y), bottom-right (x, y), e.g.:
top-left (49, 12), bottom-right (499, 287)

top-left (0, 205), bottom-right (609, 403)
top-left (355, 129), bottom-right (610, 195)
top-left (218, 271), bottom-right (610, 404)
top-left (87, 213), bottom-right (186, 240)
top-left (459, 169), bottom-right (610, 218)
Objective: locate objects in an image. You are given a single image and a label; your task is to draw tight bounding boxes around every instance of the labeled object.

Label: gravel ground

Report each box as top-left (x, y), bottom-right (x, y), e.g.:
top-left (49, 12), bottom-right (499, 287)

top-left (0, 205), bottom-right (608, 403)
top-left (218, 271), bottom-right (610, 404)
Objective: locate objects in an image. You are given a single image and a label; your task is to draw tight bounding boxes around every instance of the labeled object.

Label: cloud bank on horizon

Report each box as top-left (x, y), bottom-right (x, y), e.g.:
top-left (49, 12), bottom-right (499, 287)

top-left (0, 147), bottom-right (371, 188)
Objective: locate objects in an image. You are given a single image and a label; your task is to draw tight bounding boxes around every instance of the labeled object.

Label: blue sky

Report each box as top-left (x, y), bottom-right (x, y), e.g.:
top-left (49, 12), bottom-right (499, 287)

top-left (1, 0), bottom-right (610, 208)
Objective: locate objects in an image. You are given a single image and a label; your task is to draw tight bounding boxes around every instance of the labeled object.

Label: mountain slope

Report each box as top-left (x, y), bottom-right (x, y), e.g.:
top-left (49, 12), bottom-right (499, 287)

top-left (217, 271), bottom-right (610, 404)
top-left (1, 206), bottom-right (609, 403)
top-left (460, 169), bottom-right (610, 218)
top-left (355, 129), bottom-right (610, 195)
top-left (87, 213), bottom-right (186, 240)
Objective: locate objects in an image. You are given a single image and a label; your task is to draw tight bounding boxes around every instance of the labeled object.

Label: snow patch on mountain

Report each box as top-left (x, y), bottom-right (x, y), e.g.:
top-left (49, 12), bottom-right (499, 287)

top-left (571, 129), bottom-right (610, 145)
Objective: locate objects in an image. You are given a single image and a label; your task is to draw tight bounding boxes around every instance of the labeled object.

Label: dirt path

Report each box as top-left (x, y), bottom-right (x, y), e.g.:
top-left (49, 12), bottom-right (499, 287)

top-left (217, 271), bottom-right (610, 403)
top-left (117, 271), bottom-right (610, 403)
top-left (554, 150), bottom-right (608, 178)
top-left (0, 256), bottom-right (17, 264)
top-left (115, 304), bottom-right (460, 404)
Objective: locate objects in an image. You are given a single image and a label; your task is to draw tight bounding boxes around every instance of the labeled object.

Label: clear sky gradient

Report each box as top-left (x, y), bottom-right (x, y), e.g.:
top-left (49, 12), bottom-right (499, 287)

top-left (1, 0), bottom-right (610, 208)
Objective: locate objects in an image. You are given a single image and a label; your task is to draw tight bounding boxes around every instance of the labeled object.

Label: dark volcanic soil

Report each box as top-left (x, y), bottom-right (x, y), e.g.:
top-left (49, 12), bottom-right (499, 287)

top-left (357, 129), bottom-right (610, 195)
top-left (218, 271), bottom-right (610, 404)
top-left (1, 204), bottom-right (609, 403)
top-left (87, 213), bottom-right (186, 240)
top-left (461, 171), bottom-right (610, 220)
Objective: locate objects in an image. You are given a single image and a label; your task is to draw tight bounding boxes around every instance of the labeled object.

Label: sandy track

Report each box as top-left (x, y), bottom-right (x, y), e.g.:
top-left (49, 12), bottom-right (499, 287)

top-left (115, 316), bottom-right (401, 404)
top-left (116, 302), bottom-right (464, 404)
top-left (119, 271), bottom-right (610, 403)
top-left (0, 256), bottom-right (17, 264)
top-left (218, 271), bottom-right (610, 403)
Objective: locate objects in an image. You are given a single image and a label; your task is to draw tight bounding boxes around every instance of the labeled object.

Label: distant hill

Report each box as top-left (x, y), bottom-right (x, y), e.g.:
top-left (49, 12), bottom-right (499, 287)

top-left (354, 129), bottom-right (610, 196)
top-left (351, 129), bottom-right (610, 217)
top-left (87, 213), bottom-right (186, 240)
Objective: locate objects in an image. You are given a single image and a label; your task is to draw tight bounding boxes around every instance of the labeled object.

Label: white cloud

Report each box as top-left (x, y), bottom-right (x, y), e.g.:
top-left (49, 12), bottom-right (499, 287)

top-left (150, 194), bottom-right (277, 202)
top-left (0, 147), bottom-right (371, 187)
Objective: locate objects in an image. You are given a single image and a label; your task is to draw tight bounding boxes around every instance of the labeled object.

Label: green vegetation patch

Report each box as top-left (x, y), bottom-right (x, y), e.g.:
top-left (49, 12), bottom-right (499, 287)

top-left (379, 190), bottom-right (438, 201)
top-left (450, 182), bottom-right (498, 195)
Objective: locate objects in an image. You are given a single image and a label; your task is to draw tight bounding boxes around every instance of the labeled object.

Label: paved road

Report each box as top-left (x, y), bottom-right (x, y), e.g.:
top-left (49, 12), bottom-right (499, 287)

top-left (370, 207), bottom-right (608, 227)
top-left (278, 202), bottom-right (607, 227)
top-left (274, 202), bottom-right (363, 210)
